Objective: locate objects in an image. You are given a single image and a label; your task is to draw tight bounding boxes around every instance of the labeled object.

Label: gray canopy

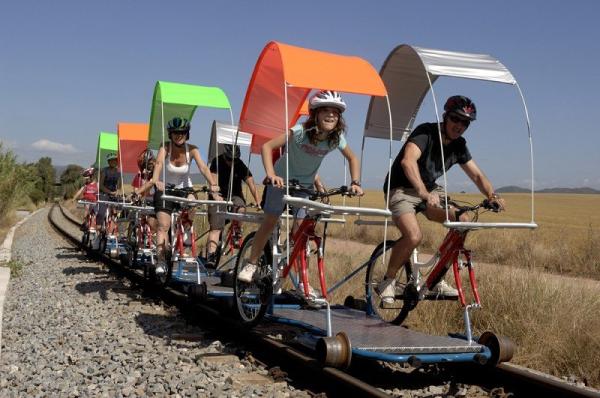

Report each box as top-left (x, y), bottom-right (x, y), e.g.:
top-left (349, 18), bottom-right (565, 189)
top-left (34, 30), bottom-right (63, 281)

top-left (364, 45), bottom-right (516, 141)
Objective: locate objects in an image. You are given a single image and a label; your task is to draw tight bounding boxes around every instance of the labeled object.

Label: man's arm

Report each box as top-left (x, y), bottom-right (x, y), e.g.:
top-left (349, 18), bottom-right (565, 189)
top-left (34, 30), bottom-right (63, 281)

top-left (244, 176), bottom-right (261, 205)
top-left (400, 142), bottom-right (436, 202)
top-left (460, 160), bottom-right (505, 209)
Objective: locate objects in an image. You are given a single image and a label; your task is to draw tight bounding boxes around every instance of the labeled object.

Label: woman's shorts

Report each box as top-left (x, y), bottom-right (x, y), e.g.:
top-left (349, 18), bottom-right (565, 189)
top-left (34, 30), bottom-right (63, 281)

top-left (262, 185), bottom-right (309, 218)
top-left (153, 189), bottom-right (188, 214)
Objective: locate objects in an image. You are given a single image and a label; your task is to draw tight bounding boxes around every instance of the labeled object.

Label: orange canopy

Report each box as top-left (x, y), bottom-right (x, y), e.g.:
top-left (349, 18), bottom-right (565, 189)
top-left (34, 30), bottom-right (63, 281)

top-left (117, 123), bottom-right (149, 173)
top-left (239, 41), bottom-right (387, 153)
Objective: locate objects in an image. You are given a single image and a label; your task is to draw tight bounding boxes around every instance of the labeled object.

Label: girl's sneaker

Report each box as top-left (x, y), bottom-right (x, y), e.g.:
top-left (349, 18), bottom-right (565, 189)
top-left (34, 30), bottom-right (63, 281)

top-left (237, 260), bottom-right (257, 282)
top-left (296, 282), bottom-right (319, 301)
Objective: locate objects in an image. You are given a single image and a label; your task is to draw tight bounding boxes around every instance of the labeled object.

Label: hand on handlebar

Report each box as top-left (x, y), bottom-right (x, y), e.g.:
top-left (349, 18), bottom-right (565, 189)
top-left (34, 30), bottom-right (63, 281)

top-left (154, 181), bottom-right (165, 192)
top-left (485, 196), bottom-right (506, 212)
top-left (267, 175), bottom-right (284, 188)
top-left (425, 191), bottom-right (441, 209)
top-left (350, 184), bottom-right (364, 196)
top-left (246, 203), bottom-right (261, 210)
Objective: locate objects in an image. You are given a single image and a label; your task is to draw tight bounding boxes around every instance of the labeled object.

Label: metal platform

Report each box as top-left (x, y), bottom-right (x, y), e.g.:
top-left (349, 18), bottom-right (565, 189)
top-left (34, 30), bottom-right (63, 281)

top-left (267, 305), bottom-right (490, 364)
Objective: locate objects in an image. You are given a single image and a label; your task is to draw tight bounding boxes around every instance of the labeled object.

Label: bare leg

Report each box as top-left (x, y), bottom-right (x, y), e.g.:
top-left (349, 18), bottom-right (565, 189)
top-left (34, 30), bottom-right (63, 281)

top-left (156, 210), bottom-right (170, 261)
top-left (385, 212), bottom-right (423, 279)
top-left (207, 229), bottom-right (221, 254)
top-left (248, 214), bottom-right (279, 264)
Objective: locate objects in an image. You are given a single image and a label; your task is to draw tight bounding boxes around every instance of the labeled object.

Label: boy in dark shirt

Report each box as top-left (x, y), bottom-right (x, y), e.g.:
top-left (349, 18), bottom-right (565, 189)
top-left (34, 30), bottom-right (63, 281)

top-left (206, 144), bottom-right (260, 267)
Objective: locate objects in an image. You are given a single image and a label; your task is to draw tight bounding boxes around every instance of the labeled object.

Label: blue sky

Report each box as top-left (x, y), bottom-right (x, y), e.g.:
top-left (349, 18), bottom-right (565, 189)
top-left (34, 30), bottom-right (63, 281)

top-left (1, 0), bottom-right (599, 190)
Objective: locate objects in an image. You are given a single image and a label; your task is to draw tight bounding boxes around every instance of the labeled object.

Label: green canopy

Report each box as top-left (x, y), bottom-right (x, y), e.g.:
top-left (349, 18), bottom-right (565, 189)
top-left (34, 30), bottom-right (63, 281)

top-left (147, 81), bottom-right (232, 149)
top-left (95, 131), bottom-right (119, 169)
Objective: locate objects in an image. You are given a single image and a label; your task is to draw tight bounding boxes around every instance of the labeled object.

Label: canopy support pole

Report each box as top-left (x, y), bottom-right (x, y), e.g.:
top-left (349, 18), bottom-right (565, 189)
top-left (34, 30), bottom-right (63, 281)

top-left (516, 82), bottom-right (536, 224)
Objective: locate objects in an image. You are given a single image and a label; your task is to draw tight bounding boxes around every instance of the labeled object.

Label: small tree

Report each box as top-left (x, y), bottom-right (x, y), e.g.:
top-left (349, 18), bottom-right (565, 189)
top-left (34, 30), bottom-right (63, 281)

top-left (60, 164), bottom-right (84, 199)
top-left (0, 142), bottom-right (34, 221)
top-left (35, 157), bottom-right (56, 201)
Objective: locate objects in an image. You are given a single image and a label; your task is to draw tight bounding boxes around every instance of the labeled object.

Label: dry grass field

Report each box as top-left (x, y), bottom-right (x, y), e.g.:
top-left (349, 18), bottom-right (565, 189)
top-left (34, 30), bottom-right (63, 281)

top-left (318, 238), bottom-right (600, 388)
top-left (325, 191), bottom-right (600, 280)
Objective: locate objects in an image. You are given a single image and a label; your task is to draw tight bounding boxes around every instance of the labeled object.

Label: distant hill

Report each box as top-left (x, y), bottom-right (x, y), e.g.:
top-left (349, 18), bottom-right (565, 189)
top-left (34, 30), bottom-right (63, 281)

top-left (536, 187), bottom-right (600, 194)
top-left (496, 185), bottom-right (530, 193)
top-left (497, 185), bottom-right (600, 194)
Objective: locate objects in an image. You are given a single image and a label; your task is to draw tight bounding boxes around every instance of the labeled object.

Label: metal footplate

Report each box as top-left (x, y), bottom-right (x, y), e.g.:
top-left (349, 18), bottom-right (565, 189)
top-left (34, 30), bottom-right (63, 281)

top-left (268, 306), bottom-right (493, 366)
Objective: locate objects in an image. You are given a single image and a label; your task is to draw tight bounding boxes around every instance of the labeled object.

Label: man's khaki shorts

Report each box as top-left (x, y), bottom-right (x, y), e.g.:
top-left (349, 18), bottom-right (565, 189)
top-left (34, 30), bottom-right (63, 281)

top-left (387, 186), bottom-right (446, 216)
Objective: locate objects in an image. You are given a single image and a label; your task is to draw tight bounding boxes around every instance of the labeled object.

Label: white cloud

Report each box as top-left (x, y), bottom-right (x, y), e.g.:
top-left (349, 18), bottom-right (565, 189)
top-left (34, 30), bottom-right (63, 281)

top-left (31, 139), bottom-right (78, 154)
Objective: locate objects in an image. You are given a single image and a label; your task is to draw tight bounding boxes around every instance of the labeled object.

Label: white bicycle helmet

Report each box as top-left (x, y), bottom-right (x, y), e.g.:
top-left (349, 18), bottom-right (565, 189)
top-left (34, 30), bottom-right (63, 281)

top-left (309, 90), bottom-right (346, 113)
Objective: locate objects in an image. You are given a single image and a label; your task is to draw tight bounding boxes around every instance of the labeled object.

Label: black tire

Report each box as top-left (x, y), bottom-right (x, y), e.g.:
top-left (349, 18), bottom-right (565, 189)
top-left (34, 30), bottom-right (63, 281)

top-left (232, 231), bottom-right (273, 328)
top-left (81, 231), bottom-right (89, 248)
top-left (129, 245), bottom-right (138, 268)
top-left (98, 233), bottom-right (107, 255)
top-left (212, 230), bottom-right (225, 270)
top-left (365, 240), bottom-right (417, 325)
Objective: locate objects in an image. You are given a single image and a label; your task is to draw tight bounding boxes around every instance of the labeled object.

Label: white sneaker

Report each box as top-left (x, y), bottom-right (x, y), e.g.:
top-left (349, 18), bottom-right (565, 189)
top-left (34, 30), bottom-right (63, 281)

top-left (376, 278), bottom-right (396, 304)
top-left (430, 280), bottom-right (458, 297)
top-left (155, 260), bottom-right (166, 275)
top-left (237, 261), bottom-right (258, 282)
top-left (296, 281), bottom-right (319, 300)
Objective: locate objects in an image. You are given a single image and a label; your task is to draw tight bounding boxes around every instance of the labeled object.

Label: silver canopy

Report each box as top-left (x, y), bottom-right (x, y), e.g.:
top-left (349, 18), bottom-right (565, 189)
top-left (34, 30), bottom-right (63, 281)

top-left (364, 45), bottom-right (516, 141)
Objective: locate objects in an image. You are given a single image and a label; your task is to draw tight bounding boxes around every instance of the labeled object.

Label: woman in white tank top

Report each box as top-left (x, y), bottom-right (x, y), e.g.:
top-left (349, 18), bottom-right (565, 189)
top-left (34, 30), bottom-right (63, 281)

top-left (150, 117), bottom-right (222, 273)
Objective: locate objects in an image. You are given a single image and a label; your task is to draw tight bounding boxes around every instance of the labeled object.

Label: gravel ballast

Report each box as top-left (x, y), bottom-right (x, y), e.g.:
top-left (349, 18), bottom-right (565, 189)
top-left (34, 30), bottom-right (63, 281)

top-left (0, 208), bottom-right (309, 397)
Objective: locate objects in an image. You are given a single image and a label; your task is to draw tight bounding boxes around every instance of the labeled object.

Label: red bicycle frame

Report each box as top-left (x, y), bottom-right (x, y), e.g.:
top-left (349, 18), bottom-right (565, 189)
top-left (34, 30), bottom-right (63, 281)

top-left (424, 229), bottom-right (481, 307)
top-left (136, 214), bottom-right (154, 250)
top-left (85, 206), bottom-right (97, 231)
top-left (225, 220), bottom-right (243, 253)
top-left (175, 207), bottom-right (196, 258)
top-left (280, 217), bottom-right (327, 299)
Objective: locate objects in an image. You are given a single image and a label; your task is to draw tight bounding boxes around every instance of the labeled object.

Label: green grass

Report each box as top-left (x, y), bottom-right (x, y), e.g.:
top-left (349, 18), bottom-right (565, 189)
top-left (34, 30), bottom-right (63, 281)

top-left (5, 259), bottom-right (25, 277)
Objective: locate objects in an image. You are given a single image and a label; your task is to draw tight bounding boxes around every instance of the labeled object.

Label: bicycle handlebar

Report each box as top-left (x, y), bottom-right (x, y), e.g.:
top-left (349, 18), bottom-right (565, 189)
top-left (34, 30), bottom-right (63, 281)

top-left (279, 179), bottom-right (356, 201)
top-left (165, 184), bottom-right (211, 195)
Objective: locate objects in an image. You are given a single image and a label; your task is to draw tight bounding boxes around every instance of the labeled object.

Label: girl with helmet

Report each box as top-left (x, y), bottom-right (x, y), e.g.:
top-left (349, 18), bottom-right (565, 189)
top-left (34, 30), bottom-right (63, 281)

top-left (73, 167), bottom-right (99, 230)
top-left (377, 95), bottom-right (506, 303)
top-left (236, 90), bottom-right (363, 297)
top-left (132, 148), bottom-right (157, 203)
top-left (150, 116), bottom-right (222, 275)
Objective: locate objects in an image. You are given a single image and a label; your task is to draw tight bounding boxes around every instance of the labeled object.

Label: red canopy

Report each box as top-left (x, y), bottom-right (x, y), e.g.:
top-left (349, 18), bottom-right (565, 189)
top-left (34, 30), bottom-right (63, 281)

top-left (238, 41), bottom-right (387, 153)
top-left (117, 123), bottom-right (149, 173)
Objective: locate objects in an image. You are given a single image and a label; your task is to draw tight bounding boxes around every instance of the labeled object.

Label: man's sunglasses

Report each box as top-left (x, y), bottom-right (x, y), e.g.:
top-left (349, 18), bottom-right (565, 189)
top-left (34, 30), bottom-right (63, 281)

top-left (448, 114), bottom-right (471, 128)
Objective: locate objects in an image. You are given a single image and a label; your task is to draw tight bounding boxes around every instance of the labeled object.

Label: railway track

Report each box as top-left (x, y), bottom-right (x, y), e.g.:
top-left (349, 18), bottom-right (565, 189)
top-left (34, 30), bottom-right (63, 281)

top-left (48, 202), bottom-right (600, 398)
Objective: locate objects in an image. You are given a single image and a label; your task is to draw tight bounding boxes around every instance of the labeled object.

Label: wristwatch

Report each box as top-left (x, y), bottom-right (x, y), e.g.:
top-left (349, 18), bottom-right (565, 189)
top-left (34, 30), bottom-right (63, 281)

top-left (350, 180), bottom-right (361, 187)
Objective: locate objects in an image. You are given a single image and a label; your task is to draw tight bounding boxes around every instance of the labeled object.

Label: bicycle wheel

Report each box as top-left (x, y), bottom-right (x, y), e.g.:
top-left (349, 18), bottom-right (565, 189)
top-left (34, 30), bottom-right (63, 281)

top-left (98, 232), bottom-right (107, 255)
top-left (81, 231), bottom-right (89, 247)
top-left (365, 240), bottom-right (416, 325)
top-left (232, 231), bottom-right (273, 327)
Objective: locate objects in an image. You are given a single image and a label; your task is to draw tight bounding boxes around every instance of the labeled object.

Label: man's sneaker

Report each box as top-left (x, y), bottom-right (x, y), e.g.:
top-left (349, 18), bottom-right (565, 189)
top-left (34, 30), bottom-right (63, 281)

top-left (237, 261), bottom-right (257, 282)
top-left (375, 278), bottom-right (396, 304)
top-left (296, 282), bottom-right (319, 301)
top-left (430, 280), bottom-right (458, 297)
top-left (155, 260), bottom-right (167, 275)
top-left (205, 252), bottom-right (217, 269)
